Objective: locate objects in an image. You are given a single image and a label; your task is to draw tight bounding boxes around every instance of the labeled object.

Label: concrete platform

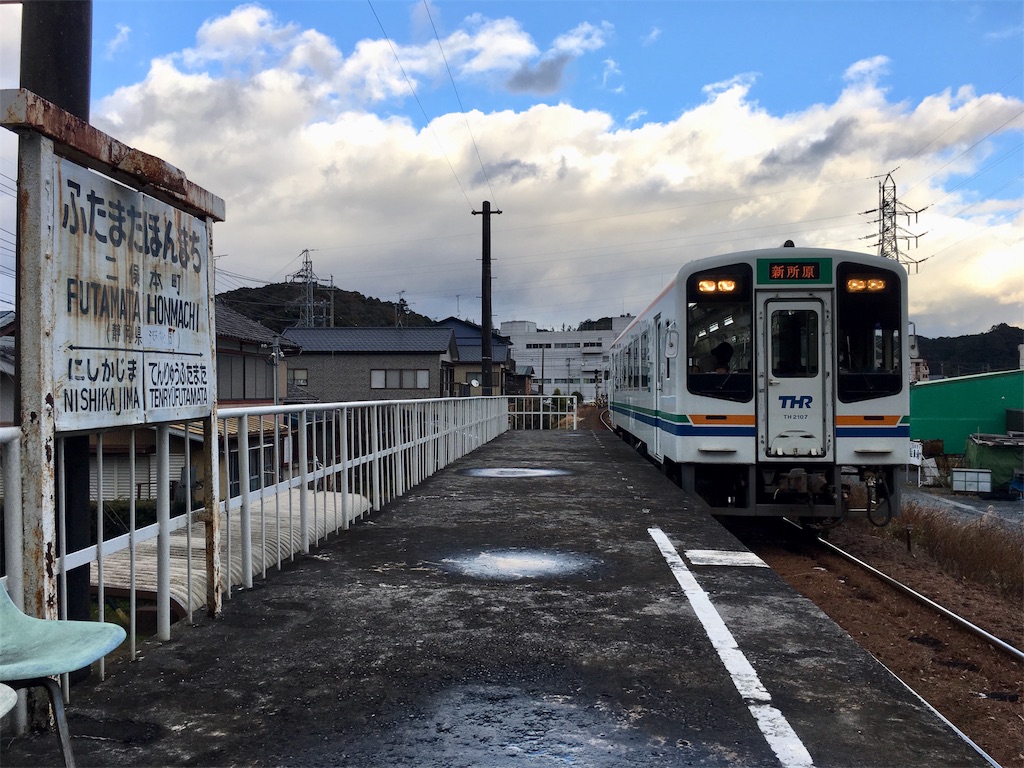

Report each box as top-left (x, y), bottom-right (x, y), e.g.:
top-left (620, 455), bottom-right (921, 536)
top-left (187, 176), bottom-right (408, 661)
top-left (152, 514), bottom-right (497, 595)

top-left (1, 430), bottom-right (993, 767)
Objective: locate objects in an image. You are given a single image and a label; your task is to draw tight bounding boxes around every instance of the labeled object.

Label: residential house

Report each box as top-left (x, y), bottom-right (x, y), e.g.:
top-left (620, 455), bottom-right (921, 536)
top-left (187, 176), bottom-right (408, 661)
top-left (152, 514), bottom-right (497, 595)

top-left (435, 317), bottom-right (516, 395)
top-left (281, 327), bottom-right (458, 402)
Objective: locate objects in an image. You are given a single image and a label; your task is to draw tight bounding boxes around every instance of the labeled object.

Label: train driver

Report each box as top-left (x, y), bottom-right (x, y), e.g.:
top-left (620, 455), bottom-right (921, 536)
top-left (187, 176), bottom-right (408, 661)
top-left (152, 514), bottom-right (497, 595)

top-left (711, 341), bottom-right (733, 373)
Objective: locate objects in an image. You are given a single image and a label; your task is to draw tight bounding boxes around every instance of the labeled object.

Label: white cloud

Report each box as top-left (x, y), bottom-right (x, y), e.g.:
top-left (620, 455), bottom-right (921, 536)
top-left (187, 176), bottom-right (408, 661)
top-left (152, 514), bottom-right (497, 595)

top-left (843, 55), bottom-right (890, 85)
top-left (552, 21), bottom-right (612, 56)
top-left (0, 4), bottom-right (20, 89)
top-left (9, 5), bottom-right (1014, 339)
top-left (105, 23), bottom-right (131, 60)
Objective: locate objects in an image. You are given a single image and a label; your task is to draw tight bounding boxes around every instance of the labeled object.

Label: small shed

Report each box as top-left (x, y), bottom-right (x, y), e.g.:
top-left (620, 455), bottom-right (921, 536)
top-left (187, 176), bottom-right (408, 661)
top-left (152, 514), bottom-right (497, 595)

top-left (963, 433), bottom-right (1024, 491)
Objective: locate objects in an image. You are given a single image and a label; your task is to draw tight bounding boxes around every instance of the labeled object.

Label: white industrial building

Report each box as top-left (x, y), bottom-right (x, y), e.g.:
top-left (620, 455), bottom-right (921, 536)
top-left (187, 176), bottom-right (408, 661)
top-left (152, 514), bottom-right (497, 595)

top-left (499, 316), bottom-right (635, 403)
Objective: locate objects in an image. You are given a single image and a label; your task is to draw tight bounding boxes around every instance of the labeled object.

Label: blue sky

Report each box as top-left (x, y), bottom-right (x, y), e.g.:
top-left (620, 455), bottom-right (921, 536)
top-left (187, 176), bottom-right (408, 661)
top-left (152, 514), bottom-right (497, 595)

top-left (2, 1), bottom-right (1022, 336)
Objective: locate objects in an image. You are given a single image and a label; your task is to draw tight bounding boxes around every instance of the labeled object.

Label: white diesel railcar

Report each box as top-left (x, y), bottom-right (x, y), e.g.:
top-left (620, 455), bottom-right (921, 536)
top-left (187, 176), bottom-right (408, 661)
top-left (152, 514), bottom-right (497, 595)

top-left (609, 245), bottom-right (909, 525)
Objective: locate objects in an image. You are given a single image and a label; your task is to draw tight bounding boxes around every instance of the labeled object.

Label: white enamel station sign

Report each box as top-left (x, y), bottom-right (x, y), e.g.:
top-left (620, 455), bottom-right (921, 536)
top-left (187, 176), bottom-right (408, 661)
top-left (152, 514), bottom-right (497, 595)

top-left (54, 156), bottom-right (215, 430)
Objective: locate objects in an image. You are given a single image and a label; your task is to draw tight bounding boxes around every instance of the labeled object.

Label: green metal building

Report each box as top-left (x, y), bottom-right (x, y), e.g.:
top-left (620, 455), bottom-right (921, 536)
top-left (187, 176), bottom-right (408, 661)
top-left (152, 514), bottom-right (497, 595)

top-left (910, 369), bottom-right (1024, 454)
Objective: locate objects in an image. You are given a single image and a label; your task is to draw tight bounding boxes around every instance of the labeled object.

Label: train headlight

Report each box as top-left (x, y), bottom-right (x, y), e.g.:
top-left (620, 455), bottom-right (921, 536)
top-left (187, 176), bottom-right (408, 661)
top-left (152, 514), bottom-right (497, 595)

top-left (846, 277), bottom-right (887, 292)
top-left (697, 278), bottom-right (738, 293)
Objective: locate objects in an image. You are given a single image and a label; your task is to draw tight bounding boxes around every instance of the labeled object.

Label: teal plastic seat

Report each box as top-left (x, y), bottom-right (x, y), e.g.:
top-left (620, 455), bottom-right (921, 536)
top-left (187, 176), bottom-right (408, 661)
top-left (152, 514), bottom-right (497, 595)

top-left (0, 585), bottom-right (126, 767)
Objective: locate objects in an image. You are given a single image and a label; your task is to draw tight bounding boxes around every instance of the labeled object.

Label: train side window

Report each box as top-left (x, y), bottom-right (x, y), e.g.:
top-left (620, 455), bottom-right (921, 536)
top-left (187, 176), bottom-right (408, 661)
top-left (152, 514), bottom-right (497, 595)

top-left (640, 331), bottom-right (650, 390)
top-left (686, 263), bottom-right (753, 403)
top-left (836, 262), bottom-right (903, 403)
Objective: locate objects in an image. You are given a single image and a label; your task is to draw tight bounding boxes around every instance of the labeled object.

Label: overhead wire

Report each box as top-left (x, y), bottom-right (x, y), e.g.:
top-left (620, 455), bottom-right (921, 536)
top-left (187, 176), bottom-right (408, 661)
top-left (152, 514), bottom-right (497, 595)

top-left (366, 0), bottom-right (473, 210)
top-left (421, 0), bottom-right (498, 207)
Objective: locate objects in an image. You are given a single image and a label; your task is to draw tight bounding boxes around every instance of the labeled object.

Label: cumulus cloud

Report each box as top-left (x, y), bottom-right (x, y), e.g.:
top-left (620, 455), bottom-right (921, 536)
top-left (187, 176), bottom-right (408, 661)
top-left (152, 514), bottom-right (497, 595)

top-left (552, 21), bottom-right (612, 55)
top-left (843, 55), bottom-right (889, 85)
top-left (10, 4), bottom-right (1019, 338)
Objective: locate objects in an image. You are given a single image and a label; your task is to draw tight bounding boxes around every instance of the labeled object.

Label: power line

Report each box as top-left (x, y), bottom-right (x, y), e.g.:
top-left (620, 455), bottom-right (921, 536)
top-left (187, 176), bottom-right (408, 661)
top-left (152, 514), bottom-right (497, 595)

top-left (366, 0), bottom-right (473, 209)
top-left (422, 0), bottom-right (498, 208)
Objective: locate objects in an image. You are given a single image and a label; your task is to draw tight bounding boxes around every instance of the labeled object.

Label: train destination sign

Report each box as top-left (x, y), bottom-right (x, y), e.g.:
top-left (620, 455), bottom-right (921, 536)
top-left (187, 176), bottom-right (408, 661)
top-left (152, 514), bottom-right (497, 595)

top-left (757, 257), bottom-right (832, 285)
top-left (53, 156), bottom-right (215, 430)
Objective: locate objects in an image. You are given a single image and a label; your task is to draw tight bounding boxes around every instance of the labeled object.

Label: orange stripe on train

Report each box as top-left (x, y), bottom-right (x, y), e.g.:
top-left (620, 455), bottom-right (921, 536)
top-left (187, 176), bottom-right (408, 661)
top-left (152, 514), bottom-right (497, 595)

top-left (835, 415), bottom-right (902, 426)
top-left (689, 414), bottom-right (757, 425)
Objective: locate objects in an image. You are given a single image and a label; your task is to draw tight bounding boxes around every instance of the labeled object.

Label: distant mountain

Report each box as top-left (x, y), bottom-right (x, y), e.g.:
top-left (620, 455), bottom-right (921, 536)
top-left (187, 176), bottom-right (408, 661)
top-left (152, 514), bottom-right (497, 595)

top-left (217, 283), bottom-right (435, 334)
top-left (917, 323), bottom-right (1023, 377)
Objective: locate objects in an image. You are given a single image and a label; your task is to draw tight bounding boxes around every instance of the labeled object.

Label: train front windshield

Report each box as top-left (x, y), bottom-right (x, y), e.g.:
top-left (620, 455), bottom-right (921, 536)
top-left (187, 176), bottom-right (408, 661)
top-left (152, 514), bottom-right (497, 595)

top-left (686, 263), bottom-right (754, 402)
top-left (836, 262), bottom-right (903, 403)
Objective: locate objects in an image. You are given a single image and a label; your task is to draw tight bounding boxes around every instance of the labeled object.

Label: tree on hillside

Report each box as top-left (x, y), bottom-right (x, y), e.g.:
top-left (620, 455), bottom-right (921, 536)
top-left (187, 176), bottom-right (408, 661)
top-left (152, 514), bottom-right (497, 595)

top-left (217, 283), bottom-right (434, 333)
top-left (917, 323), bottom-right (1023, 376)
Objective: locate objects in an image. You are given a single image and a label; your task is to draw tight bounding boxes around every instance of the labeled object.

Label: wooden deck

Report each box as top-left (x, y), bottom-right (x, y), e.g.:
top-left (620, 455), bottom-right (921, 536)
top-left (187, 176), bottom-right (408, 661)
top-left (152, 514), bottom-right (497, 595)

top-left (93, 489), bottom-right (372, 616)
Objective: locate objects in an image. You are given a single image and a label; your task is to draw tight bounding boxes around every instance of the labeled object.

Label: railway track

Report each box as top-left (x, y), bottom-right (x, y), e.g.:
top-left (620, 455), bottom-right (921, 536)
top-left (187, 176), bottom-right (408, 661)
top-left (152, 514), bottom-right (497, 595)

top-left (727, 518), bottom-right (1023, 767)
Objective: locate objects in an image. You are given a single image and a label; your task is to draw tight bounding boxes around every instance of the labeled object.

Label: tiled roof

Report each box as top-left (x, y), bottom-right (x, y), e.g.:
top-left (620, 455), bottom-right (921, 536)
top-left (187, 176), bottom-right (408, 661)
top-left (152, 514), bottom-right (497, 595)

top-left (453, 342), bottom-right (512, 364)
top-left (283, 327), bottom-right (457, 355)
top-left (215, 301), bottom-right (297, 349)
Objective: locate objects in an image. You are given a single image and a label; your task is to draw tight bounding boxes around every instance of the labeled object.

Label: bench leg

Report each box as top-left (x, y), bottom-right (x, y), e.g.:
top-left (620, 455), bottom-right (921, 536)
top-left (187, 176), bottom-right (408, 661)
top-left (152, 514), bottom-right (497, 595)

top-left (38, 677), bottom-right (76, 768)
top-left (7, 677), bottom-right (76, 768)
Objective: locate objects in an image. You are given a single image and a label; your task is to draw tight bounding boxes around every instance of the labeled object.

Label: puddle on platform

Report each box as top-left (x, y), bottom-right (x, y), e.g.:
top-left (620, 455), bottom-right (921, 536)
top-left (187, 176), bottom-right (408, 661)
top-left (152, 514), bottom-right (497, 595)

top-left (440, 549), bottom-right (599, 580)
top-left (459, 467), bottom-right (574, 478)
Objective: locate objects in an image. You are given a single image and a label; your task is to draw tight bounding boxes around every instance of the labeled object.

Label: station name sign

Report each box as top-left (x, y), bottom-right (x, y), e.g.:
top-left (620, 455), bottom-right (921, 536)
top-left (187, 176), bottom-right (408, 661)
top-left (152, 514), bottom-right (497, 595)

top-left (54, 157), bottom-right (215, 430)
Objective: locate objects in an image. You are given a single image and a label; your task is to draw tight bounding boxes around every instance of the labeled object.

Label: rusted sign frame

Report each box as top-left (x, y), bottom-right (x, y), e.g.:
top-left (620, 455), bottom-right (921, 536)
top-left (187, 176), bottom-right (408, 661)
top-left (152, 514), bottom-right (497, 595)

top-left (1, 88), bottom-right (225, 620)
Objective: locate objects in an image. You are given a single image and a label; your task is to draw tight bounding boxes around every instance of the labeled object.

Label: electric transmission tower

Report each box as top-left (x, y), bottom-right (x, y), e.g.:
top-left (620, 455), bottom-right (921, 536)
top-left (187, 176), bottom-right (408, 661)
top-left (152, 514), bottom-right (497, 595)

top-left (287, 249), bottom-right (331, 327)
top-left (863, 172), bottom-right (928, 273)
top-left (394, 290), bottom-right (409, 328)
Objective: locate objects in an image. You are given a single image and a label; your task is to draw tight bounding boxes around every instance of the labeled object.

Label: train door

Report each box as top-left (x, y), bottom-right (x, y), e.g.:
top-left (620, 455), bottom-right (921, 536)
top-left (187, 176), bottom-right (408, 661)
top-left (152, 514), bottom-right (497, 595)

top-left (758, 297), bottom-right (832, 459)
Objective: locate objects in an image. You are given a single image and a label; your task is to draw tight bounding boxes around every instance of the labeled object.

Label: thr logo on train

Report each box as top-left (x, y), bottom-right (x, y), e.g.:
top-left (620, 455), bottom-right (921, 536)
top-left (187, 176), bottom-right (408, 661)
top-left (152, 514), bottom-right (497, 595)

top-left (778, 395), bottom-right (813, 409)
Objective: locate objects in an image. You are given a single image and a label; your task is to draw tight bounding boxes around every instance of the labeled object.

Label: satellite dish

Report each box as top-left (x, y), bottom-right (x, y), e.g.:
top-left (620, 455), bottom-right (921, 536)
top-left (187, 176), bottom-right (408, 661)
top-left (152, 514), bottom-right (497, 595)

top-left (471, 379), bottom-right (480, 387)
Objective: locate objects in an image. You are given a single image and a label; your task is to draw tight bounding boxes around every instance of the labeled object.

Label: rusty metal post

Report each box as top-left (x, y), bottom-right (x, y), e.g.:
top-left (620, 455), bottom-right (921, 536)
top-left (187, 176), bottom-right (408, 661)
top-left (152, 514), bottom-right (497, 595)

top-left (20, 0), bottom-right (95, 665)
top-left (202, 416), bottom-right (222, 618)
top-left (16, 132), bottom-right (59, 623)
top-left (156, 424), bottom-right (171, 640)
top-left (15, 131), bottom-right (60, 732)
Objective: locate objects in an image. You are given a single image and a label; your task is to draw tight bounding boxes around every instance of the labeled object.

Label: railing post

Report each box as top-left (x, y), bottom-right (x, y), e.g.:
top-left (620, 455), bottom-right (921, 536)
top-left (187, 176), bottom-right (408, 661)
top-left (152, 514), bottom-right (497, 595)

top-left (203, 415), bottom-right (222, 617)
top-left (371, 406), bottom-right (382, 511)
top-left (298, 409), bottom-right (310, 553)
top-left (237, 417), bottom-right (253, 588)
top-left (339, 408), bottom-right (350, 528)
top-left (3, 435), bottom-right (23, 608)
top-left (156, 424), bottom-right (171, 641)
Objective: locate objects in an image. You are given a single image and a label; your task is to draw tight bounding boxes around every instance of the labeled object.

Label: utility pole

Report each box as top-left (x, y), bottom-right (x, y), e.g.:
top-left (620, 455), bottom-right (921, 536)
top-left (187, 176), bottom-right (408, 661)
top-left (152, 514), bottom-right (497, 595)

top-left (472, 201), bottom-right (501, 396)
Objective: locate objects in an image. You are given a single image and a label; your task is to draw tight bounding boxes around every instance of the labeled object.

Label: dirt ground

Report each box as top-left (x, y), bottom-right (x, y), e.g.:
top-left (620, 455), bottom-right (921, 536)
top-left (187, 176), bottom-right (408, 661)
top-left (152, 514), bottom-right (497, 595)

top-left (768, 522), bottom-right (1023, 768)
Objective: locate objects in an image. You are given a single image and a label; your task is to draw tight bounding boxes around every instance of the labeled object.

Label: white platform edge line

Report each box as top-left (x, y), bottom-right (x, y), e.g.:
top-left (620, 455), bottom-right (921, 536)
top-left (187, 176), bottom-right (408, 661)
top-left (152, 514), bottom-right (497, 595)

top-left (649, 526), bottom-right (814, 768)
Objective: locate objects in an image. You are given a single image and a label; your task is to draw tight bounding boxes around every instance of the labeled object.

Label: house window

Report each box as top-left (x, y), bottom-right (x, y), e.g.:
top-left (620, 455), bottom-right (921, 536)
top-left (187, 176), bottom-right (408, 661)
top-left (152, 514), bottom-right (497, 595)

top-left (370, 369), bottom-right (430, 389)
top-left (288, 368), bottom-right (308, 387)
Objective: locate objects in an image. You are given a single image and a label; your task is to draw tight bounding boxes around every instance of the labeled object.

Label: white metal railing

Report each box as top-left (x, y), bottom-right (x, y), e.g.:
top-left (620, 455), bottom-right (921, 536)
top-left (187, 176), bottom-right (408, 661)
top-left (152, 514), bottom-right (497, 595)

top-left (506, 395), bottom-right (578, 430)
top-left (0, 394), bottom-right (574, 726)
